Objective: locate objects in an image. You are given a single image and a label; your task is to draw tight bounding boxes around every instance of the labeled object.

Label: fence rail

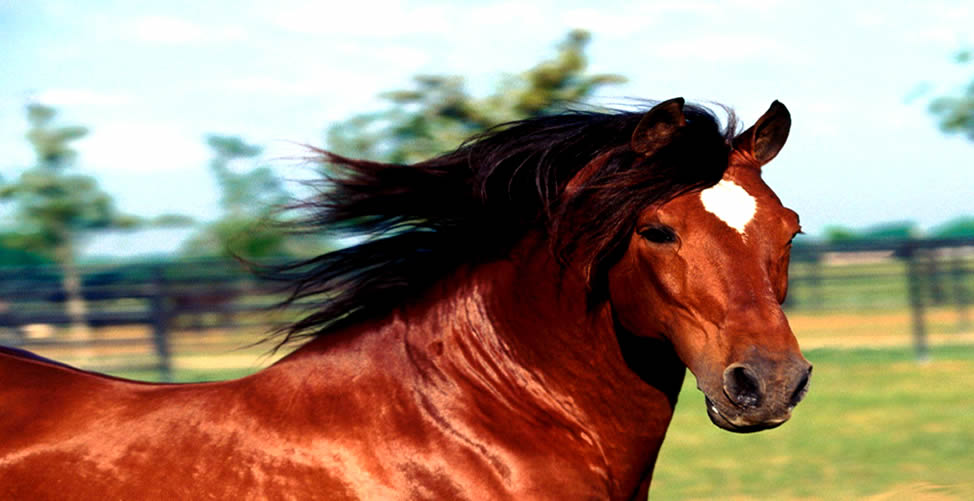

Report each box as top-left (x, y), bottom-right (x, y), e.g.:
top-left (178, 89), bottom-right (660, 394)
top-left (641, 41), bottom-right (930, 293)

top-left (1, 238), bottom-right (972, 378)
top-left (787, 238), bottom-right (973, 359)
top-left (0, 259), bottom-right (286, 380)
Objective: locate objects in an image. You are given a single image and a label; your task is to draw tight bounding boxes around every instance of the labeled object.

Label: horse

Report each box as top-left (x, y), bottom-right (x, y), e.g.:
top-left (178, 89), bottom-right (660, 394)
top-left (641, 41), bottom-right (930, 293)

top-left (0, 98), bottom-right (811, 500)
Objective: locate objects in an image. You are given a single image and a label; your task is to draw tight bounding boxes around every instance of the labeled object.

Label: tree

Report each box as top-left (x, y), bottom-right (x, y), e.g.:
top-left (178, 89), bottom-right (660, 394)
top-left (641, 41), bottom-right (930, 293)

top-left (181, 135), bottom-right (296, 259)
top-left (0, 103), bottom-right (135, 339)
top-left (148, 213), bottom-right (197, 228)
top-left (930, 50), bottom-right (974, 140)
top-left (0, 233), bottom-right (52, 266)
top-left (327, 30), bottom-right (626, 163)
top-left (823, 221), bottom-right (919, 243)
top-left (930, 216), bottom-right (974, 238)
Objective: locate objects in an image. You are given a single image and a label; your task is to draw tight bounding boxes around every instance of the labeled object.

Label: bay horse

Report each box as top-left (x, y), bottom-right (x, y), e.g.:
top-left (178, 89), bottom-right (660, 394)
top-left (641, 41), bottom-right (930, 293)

top-left (0, 98), bottom-right (810, 500)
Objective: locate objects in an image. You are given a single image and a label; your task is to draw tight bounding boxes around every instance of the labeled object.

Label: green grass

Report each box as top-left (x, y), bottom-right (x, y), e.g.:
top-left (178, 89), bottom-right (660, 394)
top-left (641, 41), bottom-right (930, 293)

top-left (651, 345), bottom-right (974, 500)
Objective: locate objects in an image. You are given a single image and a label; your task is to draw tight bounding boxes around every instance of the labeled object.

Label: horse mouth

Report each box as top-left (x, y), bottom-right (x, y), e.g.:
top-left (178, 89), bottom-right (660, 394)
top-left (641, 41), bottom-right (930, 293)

top-left (704, 396), bottom-right (787, 434)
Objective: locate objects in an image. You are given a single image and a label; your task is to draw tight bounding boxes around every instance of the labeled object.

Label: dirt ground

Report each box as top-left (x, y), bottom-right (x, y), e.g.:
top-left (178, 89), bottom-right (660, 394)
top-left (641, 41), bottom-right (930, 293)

top-left (789, 307), bottom-right (973, 349)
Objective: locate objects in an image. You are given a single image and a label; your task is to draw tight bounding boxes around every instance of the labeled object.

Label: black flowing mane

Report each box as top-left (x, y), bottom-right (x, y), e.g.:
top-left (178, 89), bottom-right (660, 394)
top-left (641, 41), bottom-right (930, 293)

top-left (269, 103), bottom-right (738, 346)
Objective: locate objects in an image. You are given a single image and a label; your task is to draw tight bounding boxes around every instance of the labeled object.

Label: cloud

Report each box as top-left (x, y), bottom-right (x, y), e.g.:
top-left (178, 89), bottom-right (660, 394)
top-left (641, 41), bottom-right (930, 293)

top-left (558, 7), bottom-right (656, 37)
top-left (224, 76), bottom-right (324, 97)
top-left (32, 89), bottom-right (134, 106)
top-left (270, 2), bottom-right (449, 37)
top-left (79, 121), bottom-right (210, 173)
top-left (128, 15), bottom-right (246, 45)
top-left (225, 72), bottom-right (377, 98)
top-left (722, 0), bottom-right (785, 8)
top-left (654, 34), bottom-right (799, 63)
top-left (222, 44), bottom-right (431, 98)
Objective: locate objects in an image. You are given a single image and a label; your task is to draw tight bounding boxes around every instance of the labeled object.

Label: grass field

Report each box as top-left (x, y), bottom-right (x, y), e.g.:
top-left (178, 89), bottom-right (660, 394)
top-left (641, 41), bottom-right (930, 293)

top-left (651, 345), bottom-right (974, 500)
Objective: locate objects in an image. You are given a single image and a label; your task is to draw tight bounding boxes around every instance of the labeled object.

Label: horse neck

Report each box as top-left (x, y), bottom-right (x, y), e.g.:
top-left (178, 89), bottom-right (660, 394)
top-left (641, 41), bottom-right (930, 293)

top-left (459, 239), bottom-right (685, 467)
top-left (280, 236), bottom-right (685, 496)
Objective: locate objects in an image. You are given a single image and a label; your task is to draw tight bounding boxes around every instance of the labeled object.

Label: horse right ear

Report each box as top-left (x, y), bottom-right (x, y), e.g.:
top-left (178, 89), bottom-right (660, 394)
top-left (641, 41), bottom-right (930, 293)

top-left (631, 97), bottom-right (687, 156)
top-left (732, 100), bottom-right (791, 167)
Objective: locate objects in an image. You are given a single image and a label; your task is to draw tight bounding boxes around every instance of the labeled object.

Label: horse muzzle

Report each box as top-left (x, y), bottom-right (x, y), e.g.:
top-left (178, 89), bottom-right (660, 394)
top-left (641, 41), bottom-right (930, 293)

top-left (701, 358), bottom-right (812, 433)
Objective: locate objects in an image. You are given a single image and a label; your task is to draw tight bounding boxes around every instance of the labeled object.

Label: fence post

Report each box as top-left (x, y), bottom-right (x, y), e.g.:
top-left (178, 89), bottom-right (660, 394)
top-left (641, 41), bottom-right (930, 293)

top-left (950, 249), bottom-right (970, 331)
top-left (150, 265), bottom-right (173, 382)
top-left (809, 249), bottom-right (825, 311)
top-left (903, 242), bottom-right (929, 361)
top-left (925, 250), bottom-right (946, 305)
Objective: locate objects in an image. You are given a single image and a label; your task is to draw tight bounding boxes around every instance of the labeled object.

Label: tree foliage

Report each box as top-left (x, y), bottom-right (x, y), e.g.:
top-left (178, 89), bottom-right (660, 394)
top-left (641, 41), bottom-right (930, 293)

top-left (205, 135), bottom-right (284, 216)
top-left (824, 221), bottom-right (919, 243)
top-left (182, 135), bottom-right (309, 259)
top-left (930, 50), bottom-right (974, 140)
top-left (0, 233), bottom-right (52, 266)
top-left (930, 216), bottom-right (974, 238)
top-left (0, 103), bottom-right (135, 258)
top-left (327, 30), bottom-right (626, 163)
top-left (148, 213), bottom-right (196, 228)
top-left (0, 103), bottom-right (136, 342)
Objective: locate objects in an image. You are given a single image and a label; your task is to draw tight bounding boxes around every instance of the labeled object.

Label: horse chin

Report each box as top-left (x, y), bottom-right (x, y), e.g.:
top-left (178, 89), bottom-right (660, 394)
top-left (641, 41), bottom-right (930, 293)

top-left (703, 396), bottom-right (787, 434)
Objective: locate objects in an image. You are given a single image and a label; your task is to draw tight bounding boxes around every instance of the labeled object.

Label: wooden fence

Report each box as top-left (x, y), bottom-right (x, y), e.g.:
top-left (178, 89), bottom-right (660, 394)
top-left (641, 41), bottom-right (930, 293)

top-left (1, 238), bottom-right (972, 378)
top-left (0, 259), bottom-right (286, 380)
top-left (786, 237), bottom-right (973, 359)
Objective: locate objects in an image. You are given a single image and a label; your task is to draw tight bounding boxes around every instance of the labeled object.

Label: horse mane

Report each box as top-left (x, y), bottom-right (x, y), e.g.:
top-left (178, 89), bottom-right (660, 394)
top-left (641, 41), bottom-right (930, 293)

top-left (266, 103), bottom-right (738, 347)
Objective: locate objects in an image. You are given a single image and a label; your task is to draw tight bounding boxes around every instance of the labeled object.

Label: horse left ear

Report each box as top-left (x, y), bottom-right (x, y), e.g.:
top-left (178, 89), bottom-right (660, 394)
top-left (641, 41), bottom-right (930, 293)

top-left (733, 100), bottom-right (791, 167)
top-left (631, 97), bottom-right (687, 156)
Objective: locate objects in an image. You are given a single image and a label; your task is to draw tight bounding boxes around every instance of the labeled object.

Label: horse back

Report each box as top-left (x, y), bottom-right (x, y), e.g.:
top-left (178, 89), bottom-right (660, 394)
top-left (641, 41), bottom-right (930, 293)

top-left (0, 345), bottom-right (140, 394)
top-left (0, 347), bottom-right (353, 499)
top-left (0, 345), bottom-right (84, 371)
top-left (0, 347), bottom-right (125, 437)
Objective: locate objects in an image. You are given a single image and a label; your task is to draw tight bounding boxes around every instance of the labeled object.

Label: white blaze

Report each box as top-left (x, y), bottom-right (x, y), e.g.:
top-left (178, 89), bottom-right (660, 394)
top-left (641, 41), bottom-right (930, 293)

top-left (699, 180), bottom-right (757, 235)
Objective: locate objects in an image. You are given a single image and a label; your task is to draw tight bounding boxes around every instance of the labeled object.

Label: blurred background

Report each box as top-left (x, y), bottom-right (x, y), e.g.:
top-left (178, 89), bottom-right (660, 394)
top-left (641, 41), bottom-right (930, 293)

top-left (2, 1), bottom-right (973, 499)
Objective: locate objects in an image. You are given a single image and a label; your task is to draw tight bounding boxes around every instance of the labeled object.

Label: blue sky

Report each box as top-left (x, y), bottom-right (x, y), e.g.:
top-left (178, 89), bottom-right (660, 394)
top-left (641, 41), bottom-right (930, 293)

top-left (2, 0), bottom-right (973, 239)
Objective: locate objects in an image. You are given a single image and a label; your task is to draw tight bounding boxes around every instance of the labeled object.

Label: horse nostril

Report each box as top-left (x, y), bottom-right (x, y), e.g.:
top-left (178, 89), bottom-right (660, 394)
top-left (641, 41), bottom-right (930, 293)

top-left (722, 363), bottom-right (763, 409)
top-left (789, 365), bottom-right (812, 407)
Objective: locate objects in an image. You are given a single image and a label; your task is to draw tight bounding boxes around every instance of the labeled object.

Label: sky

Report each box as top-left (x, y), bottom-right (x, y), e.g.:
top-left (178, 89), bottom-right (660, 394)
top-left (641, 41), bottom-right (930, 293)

top-left (2, 0), bottom-right (973, 244)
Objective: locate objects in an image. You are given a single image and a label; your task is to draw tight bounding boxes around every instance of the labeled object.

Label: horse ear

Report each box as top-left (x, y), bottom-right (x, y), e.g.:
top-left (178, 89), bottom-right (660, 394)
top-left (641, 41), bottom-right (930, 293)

top-left (733, 100), bottom-right (791, 167)
top-left (631, 97), bottom-right (687, 156)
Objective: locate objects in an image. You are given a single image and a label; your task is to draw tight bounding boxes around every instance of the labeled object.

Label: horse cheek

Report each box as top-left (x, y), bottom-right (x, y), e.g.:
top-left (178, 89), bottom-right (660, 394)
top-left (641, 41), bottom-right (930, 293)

top-left (609, 249), bottom-right (683, 340)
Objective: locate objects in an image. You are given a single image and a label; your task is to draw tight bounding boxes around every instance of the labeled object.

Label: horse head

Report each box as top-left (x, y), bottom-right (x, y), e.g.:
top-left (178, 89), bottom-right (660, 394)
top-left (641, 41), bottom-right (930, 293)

top-left (608, 99), bottom-right (811, 432)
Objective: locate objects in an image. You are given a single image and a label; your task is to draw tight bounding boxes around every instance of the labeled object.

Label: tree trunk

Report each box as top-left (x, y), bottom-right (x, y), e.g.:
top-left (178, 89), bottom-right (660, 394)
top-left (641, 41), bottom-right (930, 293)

top-left (56, 243), bottom-right (94, 363)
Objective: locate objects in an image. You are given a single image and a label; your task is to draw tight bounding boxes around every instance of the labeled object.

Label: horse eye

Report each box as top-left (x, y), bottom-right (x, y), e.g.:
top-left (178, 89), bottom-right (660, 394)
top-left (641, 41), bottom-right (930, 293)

top-left (640, 225), bottom-right (677, 244)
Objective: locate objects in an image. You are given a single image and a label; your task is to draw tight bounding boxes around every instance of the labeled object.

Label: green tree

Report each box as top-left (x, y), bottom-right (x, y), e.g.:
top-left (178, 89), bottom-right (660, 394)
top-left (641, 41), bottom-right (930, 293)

top-left (930, 50), bottom-right (974, 139)
top-left (327, 30), bottom-right (626, 163)
top-left (824, 221), bottom-right (919, 243)
top-left (0, 233), bottom-right (52, 266)
top-left (0, 103), bottom-right (136, 339)
top-left (148, 213), bottom-right (197, 228)
top-left (182, 135), bottom-right (294, 259)
top-left (931, 216), bottom-right (974, 238)
top-left (822, 226), bottom-right (861, 244)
